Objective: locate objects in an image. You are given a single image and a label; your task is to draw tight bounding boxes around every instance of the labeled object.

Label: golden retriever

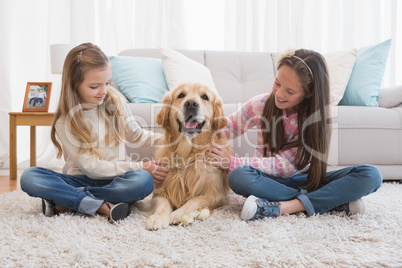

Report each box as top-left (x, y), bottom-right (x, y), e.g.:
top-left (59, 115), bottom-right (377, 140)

top-left (145, 82), bottom-right (231, 230)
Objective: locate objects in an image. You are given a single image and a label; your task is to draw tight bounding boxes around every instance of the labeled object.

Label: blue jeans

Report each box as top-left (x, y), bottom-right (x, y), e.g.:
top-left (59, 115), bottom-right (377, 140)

top-left (228, 164), bottom-right (383, 216)
top-left (20, 167), bottom-right (154, 216)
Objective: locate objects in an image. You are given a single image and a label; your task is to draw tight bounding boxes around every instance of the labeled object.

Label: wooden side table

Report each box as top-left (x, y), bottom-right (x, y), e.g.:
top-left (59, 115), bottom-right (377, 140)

top-left (9, 112), bottom-right (56, 180)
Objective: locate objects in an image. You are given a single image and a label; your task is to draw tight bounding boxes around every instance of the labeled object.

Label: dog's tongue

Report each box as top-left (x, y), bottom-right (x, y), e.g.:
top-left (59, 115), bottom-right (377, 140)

top-left (184, 121), bottom-right (199, 129)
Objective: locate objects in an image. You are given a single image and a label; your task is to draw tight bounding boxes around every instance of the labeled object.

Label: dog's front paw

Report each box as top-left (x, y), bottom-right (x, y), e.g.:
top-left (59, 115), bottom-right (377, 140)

top-left (196, 208), bottom-right (211, 221)
top-left (146, 214), bottom-right (170, 231)
top-left (170, 209), bottom-right (186, 225)
top-left (170, 208), bottom-right (211, 226)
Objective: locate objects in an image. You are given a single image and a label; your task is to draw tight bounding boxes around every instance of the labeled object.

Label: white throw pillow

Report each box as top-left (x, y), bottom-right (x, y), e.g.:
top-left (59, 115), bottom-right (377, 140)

top-left (160, 47), bottom-right (218, 92)
top-left (324, 48), bottom-right (357, 105)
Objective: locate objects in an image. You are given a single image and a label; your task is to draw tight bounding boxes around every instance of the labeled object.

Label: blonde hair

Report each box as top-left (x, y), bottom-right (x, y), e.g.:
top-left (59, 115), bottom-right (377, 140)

top-left (51, 43), bottom-right (128, 158)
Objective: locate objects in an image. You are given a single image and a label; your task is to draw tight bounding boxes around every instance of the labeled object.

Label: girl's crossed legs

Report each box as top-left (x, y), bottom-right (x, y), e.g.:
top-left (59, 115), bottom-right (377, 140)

top-left (228, 164), bottom-right (383, 216)
top-left (20, 167), bottom-right (153, 216)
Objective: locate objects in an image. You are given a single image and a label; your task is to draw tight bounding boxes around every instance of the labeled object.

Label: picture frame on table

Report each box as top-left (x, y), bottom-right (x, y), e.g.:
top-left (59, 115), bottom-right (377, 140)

top-left (22, 82), bottom-right (52, 112)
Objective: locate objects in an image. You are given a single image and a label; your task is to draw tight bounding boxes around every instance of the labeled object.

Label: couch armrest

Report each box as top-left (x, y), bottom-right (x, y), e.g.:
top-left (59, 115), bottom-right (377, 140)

top-left (378, 85), bottom-right (402, 108)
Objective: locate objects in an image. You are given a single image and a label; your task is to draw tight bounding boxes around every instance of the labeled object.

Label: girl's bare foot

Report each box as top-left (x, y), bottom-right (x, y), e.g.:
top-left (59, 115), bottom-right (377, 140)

top-left (97, 201), bottom-right (113, 215)
top-left (54, 204), bottom-right (70, 213)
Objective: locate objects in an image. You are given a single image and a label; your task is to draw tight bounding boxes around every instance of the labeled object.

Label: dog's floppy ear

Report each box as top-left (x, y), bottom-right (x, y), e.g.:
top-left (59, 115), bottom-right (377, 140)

top-left (156, 92), bottom-right (172, 130)
top-left (212, 96), bottom-right (228, 131)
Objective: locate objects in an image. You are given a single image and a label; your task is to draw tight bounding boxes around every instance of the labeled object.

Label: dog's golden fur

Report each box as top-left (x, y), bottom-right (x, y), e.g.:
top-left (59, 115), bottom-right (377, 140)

top-left (145, 82), bottom-right (231, 230)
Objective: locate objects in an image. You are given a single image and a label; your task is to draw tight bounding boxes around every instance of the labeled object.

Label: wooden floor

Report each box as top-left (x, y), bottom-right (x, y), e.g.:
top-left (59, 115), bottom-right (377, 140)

top-left (0, 175), bottom-right (18, 194)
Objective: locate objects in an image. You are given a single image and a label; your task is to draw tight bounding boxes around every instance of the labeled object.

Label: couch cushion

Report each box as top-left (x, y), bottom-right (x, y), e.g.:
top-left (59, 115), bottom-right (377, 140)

top-left (329, 106), bottom-right (402, 166)
top-left (333, 106), bottom-right (400, 129)
top-left (205, 51), bottom-right (275, 104)
top-left (129, 103), bottom-right (163, 129)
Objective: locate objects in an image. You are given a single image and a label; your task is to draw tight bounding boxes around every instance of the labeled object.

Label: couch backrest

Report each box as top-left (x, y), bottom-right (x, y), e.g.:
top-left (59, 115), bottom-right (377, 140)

top-left (118, 49), bottom-right (277, 104)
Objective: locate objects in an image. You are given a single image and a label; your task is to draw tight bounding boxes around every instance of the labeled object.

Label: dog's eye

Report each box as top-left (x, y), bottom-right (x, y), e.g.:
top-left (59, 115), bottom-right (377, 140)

top-left (201, 94), bottom-right (209, 101)
top-left (178, 93), bottom-right (185, 99)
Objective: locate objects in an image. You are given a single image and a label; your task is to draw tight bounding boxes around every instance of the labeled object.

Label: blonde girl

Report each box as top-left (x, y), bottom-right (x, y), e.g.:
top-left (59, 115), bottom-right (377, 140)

top-left (21, 43), bottom-right (169, 223)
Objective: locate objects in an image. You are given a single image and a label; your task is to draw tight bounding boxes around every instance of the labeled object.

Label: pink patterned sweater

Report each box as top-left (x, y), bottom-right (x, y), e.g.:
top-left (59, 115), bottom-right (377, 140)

top-left (223, 93), bottom-right (309, 178)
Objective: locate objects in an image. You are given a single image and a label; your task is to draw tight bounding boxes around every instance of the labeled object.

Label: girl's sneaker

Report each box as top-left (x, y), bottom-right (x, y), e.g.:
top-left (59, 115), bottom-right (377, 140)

top-left (240, 195), bottom-right (281, 221)
top-left (332, 199), bottom-right (365, 215)
top-left (42, 199), bottom-right (58, 217)
top-left (107, 202), bottom-right (130, 224)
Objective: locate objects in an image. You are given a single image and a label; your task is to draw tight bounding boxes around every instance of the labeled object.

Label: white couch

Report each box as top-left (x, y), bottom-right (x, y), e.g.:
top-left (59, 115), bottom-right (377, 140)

top-left (117, 49), bottom-right (402, 181)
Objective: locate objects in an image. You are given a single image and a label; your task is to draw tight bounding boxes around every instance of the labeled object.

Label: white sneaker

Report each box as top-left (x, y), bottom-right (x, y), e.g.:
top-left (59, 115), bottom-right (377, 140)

top-left (332, 198), bottom-right (365, 215)
top-left (240, 195), bottom-right (281, 221)
top-left (348, 199), bottom-right (366, 215)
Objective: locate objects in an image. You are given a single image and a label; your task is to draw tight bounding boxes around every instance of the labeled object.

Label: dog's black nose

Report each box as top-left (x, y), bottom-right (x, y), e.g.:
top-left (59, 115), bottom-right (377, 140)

top-left (184, 99), bottom-right (199, 109)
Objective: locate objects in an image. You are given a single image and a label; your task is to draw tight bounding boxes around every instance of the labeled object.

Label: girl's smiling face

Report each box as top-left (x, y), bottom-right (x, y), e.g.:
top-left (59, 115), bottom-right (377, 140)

top-left (77, 66), bottom-right (111, 106)
top-left (272, 65), bottom-right (309, 114)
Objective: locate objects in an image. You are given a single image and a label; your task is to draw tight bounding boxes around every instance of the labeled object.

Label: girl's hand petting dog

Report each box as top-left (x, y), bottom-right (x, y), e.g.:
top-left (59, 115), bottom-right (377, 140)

top-left (205, 145), bottom-right (232, 170)
top-left (143, 160), bottom-right (170, 184)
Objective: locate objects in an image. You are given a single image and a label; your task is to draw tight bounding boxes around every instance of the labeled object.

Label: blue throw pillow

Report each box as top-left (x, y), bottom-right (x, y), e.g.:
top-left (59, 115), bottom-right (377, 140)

top-left (339, 39), bottom-right (391, 106)
top-left (109, 56), bottom-right (169, 103)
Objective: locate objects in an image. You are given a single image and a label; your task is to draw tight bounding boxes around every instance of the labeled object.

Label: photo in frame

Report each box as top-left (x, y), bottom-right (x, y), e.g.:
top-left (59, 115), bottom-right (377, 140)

top-left (22, 82), bottom-right (52, 112)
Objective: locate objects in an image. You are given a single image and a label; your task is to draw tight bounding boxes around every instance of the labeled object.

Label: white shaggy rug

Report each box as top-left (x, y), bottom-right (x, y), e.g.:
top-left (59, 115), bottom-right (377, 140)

top-left (1, 182), bottom-right (402, 267)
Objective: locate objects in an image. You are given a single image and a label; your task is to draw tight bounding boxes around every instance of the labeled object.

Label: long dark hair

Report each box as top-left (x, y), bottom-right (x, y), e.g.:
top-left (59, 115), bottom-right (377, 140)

top-left (261, 49), bottom-right (331, 192)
